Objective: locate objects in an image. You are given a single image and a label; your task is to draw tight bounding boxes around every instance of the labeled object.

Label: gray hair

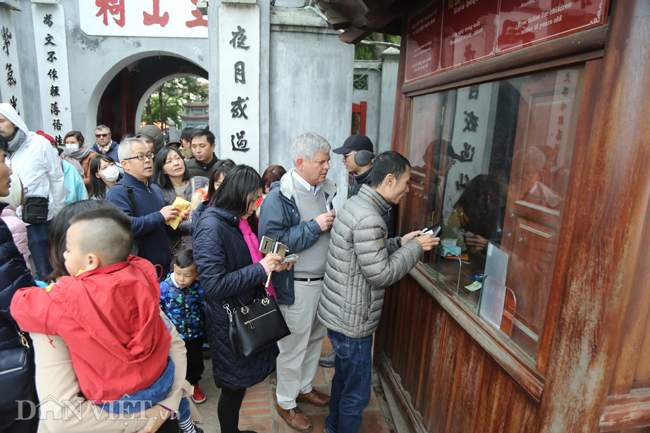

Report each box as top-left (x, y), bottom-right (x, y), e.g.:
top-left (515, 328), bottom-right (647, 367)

top-left (291, 133), bottom-right (331, 166)
top-left (95, 124), bottom-right (111, 134)
top-left (118, 137), bottom-right (148, 162)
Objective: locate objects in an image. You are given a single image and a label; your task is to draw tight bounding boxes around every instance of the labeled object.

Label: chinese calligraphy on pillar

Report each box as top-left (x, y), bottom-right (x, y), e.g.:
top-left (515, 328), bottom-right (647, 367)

top-left (32, 3), bottom-right (72, 140)
top-left (0, 7), bottom-right (23, 116)
top-left (219, 3), bottom-right (260, 169)
top-left (79, 1), bottom-right (208, 38)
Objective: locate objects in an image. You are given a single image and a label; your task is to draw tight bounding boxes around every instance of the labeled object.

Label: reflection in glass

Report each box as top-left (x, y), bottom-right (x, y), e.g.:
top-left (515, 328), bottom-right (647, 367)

top-left (403, 67), bottom-right (584, 361)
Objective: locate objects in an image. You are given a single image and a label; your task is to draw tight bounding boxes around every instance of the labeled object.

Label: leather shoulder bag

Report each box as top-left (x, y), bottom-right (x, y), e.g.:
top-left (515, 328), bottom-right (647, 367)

top-left (223, 287), bottom-right (290, 357)
top-left (0, 327), bottom-right (35, 411)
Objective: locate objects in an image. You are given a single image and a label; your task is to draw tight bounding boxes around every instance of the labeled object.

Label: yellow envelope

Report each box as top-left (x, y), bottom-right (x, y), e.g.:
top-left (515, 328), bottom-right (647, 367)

top-left (167, 197), bottom-right (191, 230)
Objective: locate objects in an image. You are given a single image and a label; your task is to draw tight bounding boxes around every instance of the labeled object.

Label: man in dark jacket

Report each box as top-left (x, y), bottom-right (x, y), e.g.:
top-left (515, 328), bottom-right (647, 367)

top-left (258, 132), bottom-right (336, 433)
top-left (317, 151), bottom-right (438, 433)
top-left (186, 129), bottom-right (219, 177)
top-left (333, 133), bottom-right (395, 235)
top-left (90, 124), bottom-right (120, 163)
top-left (106, 138), bottom-right (183, 277)
top-left (0, 136), bottom-right (38, 432)
top-left (332, 134), bottom-right (375, 198)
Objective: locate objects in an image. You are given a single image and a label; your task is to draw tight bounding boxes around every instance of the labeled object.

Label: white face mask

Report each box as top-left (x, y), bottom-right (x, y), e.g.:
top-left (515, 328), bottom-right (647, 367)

top-left (65, 143), bottom-right (79, 151)
top-left (102, 165), bottom-right (120, 182)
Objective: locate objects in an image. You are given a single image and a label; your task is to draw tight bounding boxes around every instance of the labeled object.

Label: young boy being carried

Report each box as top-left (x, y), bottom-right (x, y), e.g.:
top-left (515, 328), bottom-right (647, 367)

top-left (11, 207), bottom-right (201, 433)
top-left (159, 249), bottom-right (206, 405)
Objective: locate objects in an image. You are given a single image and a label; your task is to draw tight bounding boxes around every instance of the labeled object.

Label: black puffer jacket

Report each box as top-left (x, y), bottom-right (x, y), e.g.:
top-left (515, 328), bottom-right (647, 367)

top-left (0, 202), bottom-right (35, 351)
top-left (192, 205), bottom-right (279, 389)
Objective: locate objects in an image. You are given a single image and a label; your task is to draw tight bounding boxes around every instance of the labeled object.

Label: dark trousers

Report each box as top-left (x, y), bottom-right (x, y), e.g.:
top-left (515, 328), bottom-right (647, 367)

top-left (26, 220), bottom-right (53, 281)
top-left (325, 329), bottom-right (374, 433)
top-left (185, 336), bottom-right (204, 386)
top-left (0, 403), bottom-right (39, 433)
top-left (217, 387), bottom-right (246, 433)
top-left (157, 418), bottom-right (180, 433)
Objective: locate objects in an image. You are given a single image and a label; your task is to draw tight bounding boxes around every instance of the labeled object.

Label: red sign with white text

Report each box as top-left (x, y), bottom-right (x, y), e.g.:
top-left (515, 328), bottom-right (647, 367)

top-left (497, 0), bottom-right (606, 52)
top-left (405, 2), bottom-right (443, 83)
top-left (440, 0), bottom-right (499, 70)
top-left (405, 0), bottom-right (608, 83)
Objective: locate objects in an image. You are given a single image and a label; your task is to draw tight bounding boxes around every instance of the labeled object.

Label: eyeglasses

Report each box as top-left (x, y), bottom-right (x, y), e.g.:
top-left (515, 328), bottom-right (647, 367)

top-left (343, 151), bottom-right (357, 160)
top-left (95, 133), bottom-right (109, 138)
top-left (124, 153), bottom-right (154, 162)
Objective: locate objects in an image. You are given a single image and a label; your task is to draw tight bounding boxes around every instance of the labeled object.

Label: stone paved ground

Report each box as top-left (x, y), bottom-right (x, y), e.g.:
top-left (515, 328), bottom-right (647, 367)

top-left (193, 337), bottom-right (394, 433)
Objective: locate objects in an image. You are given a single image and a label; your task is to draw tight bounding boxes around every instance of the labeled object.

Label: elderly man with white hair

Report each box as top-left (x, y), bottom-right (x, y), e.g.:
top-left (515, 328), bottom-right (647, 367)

top-left (258, 132), bottom-right (337, 432)
top-left (106, 137), bottom-right (183, 277)
top-left (0, 103), bottom-right (65, 281)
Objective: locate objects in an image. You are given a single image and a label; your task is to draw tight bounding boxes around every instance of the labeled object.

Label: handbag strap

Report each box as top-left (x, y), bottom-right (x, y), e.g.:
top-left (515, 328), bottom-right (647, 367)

top-left (14, 325), bottom-right (29, 350)
top-left (221, 283), bottom-right (272, 320)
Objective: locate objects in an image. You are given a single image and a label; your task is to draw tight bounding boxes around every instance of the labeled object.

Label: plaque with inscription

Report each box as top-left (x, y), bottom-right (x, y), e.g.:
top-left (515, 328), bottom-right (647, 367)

top-left (405, 1), bottom-right (443, 82)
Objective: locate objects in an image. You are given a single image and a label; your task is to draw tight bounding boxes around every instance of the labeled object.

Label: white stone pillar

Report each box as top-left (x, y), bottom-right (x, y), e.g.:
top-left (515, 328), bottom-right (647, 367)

top-left (0, 6), bottom-right (24, 117)
top-left (218, 0), bottom-right (261, 172)
top-left (31, 3), bottom-right (72, 145)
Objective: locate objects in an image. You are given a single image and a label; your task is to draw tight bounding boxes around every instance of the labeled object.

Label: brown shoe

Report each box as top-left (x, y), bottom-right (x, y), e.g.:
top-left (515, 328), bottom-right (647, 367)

top-left (276, 404), bottom-right (313, 432)
top-left (297, 389), bottom-right (330, 407)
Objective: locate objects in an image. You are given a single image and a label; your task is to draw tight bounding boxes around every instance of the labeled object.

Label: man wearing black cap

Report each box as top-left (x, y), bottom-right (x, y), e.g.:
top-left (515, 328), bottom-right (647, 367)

top-left (332, 134), bottom-right (375, 198)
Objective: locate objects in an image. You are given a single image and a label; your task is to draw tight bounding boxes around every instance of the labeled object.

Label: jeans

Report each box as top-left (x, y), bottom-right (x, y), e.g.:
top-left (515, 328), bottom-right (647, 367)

top-left (100, 357), bottom-right (192, 422)
top-left (325, 329), bottom-right (373, 433)
top-left (26, 220), bottom-right (53, 281)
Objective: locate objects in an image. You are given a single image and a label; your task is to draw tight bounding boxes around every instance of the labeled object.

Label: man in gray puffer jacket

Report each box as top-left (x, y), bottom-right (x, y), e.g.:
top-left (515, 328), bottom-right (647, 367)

top-left (317, 151), bottom-right (438, 433)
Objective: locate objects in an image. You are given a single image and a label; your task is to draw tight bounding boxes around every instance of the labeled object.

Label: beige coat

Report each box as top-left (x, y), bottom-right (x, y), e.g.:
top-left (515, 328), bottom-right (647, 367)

top-left (34, 310), bottom-right (194, 433)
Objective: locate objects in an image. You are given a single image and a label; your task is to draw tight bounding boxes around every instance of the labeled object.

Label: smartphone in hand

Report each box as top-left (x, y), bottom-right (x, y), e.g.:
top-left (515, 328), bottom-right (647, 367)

top-left (422, 223), bottom-right (442, 237)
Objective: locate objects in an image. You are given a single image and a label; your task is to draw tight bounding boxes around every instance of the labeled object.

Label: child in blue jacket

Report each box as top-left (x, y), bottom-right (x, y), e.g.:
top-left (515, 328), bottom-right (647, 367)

top-left (160, 249), bottom-right (206, 431)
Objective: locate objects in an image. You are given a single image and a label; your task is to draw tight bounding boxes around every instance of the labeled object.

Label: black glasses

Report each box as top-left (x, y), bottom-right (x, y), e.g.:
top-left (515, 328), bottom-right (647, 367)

top-left (95, 133), bottom-right (109, 138)
top-left (124, 153), bottom-right (154, 162)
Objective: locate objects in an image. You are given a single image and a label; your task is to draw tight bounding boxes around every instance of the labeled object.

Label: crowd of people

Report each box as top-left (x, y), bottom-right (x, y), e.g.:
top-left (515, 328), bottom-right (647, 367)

top-left (0, 101), bottom-right (439, 433)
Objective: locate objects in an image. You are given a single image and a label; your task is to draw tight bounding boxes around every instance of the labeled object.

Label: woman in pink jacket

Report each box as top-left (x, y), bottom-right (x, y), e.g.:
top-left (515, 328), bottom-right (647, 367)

top-left (0, 173), bottom-right (29, 268)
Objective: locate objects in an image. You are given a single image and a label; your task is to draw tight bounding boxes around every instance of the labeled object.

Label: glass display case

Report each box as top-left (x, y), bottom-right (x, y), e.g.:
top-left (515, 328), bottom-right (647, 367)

top-left (401, 67), bottom-right (585, 360)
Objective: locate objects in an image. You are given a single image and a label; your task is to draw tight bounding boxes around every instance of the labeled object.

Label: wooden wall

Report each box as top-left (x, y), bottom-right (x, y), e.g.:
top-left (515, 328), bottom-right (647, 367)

top-left (375, 275), bottom-right (539, 433)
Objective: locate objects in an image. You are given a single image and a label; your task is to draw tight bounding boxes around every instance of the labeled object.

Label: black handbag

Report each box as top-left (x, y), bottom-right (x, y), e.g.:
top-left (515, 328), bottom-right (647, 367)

top-left (22, 196), bottom-right (49, 225)
top-left (0, 328), bottom-right (35, 412)
top-left (223, 288), bottom-right (290, 357)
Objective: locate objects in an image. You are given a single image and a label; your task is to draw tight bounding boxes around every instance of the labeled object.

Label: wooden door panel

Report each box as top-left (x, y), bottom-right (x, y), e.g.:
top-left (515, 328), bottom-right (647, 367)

top-left (500, 67), bottom-right (583, 360)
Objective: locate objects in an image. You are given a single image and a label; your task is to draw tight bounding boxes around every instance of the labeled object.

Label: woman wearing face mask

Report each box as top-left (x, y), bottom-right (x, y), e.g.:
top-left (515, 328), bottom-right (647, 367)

top-left (63, 131), bottom-right (98, 188)
top-left (88, 155), bottom-right (122, 200)
top-left (153, 146), bottom-right (209, 255)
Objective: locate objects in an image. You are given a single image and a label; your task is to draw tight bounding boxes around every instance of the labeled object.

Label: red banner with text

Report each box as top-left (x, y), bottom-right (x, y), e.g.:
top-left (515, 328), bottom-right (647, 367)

top-left (405, 0), bottom-right (608, 83)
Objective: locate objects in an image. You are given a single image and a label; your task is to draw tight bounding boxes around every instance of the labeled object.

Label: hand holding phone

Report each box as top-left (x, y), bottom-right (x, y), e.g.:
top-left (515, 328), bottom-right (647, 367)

top-left (281, 254), bottom-right (298, 265)
top-left (422, 223), bottom-right (442, 237)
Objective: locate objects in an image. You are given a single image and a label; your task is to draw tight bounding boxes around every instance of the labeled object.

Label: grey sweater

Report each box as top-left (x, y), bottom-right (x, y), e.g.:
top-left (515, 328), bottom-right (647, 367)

top-left (317, 185), bottom-right (422, 338)
top-left (292, 177), bottom-right (330, 278)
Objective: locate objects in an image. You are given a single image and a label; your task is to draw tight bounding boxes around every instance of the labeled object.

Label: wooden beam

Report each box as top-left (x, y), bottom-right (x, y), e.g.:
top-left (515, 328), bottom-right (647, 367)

top-left (339, 26), bottom-right (372, 44)
top-left (600, 390), bottom-right (650, 432)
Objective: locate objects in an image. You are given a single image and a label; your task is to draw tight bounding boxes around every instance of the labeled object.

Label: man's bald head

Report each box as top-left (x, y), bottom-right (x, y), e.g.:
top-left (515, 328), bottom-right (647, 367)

top-left (68, 207), bottom-right (133, 266)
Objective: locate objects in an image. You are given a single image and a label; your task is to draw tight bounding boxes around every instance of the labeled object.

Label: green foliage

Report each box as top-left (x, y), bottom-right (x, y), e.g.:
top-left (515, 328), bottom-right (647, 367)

top-left (354, 35), bottom-right (402, 60)
top-left (386, 35), bottom-right (401, 44)
top-left (354, 39), bottom-right (374, 60)
top-left (141, 76), bottom-right (208, 126)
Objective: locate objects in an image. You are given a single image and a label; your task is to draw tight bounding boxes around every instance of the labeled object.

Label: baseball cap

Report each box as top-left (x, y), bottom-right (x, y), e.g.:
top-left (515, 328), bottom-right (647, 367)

top-left (332, 134), bottom-right (374, 154)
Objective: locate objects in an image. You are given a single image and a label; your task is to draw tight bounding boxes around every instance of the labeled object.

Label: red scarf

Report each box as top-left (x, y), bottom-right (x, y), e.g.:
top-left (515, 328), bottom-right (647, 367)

top-left (239, 218), bottom-right (276, 299)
